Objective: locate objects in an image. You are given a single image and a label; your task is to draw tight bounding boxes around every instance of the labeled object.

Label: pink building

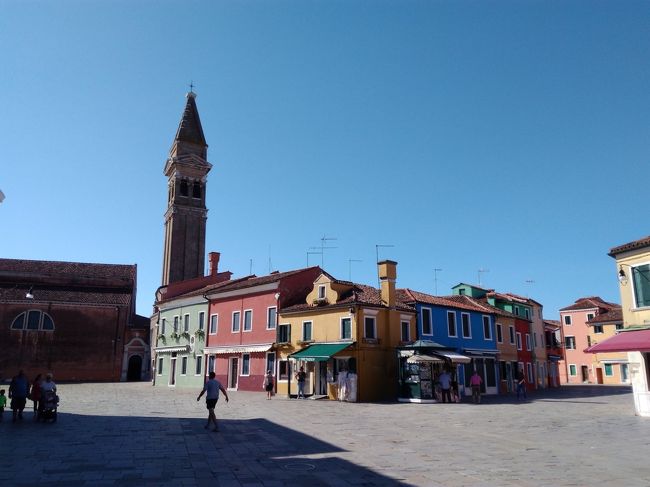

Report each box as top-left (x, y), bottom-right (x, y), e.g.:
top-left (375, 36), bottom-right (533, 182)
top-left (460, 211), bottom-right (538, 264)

top-left (558, 296), bottom-right (620, 384)
top-left (203, 267), bottom-right (321, 392)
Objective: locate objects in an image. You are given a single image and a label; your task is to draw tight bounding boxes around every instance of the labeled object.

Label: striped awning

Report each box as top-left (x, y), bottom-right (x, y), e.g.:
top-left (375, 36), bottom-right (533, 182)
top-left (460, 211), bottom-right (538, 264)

top-left (155, 345), bottom-right (190, 354)
top-left (204, 343), bottom-right (273, 355)
top-left (433, 351), bottom-right (472, 364)
top-left (407, 354), bottom-right (444, 363)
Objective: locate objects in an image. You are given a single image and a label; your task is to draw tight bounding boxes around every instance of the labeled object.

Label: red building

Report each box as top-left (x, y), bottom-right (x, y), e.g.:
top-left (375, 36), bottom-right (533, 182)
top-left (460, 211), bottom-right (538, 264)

top-left (514, 316), bottom-right (535, 392)
top-left (201, 267), bottom-right (321, 392)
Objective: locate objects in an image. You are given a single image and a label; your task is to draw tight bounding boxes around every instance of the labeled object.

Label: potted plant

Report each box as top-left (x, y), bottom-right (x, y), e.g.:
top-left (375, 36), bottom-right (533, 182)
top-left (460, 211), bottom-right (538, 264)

top-left (180, 331), bottom-right (191, 340)
top-left (195, 329), bottom-right (205, 341)
top-left (158, 334), bottom-right (167, 345)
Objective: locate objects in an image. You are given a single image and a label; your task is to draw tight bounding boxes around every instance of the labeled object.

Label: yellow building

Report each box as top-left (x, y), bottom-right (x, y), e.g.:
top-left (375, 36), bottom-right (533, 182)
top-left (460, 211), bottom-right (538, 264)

top-left (585, 308), bottom-right (628, 384)
top-left (275, 261), bottom-right (416, 402)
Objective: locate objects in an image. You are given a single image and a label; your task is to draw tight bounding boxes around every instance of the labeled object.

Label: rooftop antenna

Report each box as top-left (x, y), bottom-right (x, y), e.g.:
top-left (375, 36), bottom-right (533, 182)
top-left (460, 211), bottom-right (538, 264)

top-left (249, 259), bottom-right (253, 275)
top-left (311, 235), bottom-right (338, 267)
top-left (375, 244), bottom-right (395, 288)
top-left (433, 268), bottom-right (443, 295)
top-left (478, 268), bottom-right (489, 286)
top-left (307, 250), bottom-right (322, 267)
top-left (524, 279), bottom-right (535, 297)
top-left (268, 244), bottom-right (272, 274)
top-left (348, 259), bottom-right (362, 281)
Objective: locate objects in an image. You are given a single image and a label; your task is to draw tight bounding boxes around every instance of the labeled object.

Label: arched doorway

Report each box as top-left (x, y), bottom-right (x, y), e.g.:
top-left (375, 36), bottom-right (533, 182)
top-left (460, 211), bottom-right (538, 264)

top-left (127, 355), bottom-right (143, 381)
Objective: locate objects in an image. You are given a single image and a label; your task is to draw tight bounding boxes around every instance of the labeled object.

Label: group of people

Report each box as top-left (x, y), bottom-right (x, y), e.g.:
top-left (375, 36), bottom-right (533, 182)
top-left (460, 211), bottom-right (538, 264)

top-left (1, 370), bottom-right (57, 422)
top-left (436, 369), bottom-right (484, 404)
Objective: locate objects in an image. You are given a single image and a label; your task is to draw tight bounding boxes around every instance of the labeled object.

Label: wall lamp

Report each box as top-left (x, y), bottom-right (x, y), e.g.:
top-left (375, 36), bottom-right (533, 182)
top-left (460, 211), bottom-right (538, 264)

top-left (25, 286), bottom-right (34, 299)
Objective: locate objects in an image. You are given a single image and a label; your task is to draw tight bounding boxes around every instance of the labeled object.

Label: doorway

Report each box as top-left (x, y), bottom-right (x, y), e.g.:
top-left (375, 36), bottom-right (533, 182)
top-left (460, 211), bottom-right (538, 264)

top-left (621, 364), bottom-right (629, 383)
top-left (581, 365), bottom-right (589, 383)
top-left (316, 361), bottom-right (328, 395)
top-left (127, 355), bottom-right (142, 381)
top-left (169, 356), bottom-right (177, 386)
top-left (596, 368), bottom-right (604, 384)
top-left (228, 357), bottom-right (239, 389)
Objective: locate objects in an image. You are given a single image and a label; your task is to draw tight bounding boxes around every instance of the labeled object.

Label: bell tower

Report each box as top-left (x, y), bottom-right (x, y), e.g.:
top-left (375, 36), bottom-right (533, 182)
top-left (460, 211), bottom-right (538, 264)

top-left (161, 92), bottom-right (212, 286)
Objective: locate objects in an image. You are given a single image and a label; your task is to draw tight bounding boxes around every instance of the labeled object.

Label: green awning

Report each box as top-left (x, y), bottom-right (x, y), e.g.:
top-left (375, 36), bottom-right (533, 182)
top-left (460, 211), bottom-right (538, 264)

top-left (289, 342), bottom-right (353, 362)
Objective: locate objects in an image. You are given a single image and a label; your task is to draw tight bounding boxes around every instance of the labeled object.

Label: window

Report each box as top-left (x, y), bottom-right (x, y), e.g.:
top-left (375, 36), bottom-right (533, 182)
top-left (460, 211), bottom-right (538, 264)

top-left (183, 314), bottom-right (190, 332)
top-left (587, 313), bottom-right (595, 321)
top-left (632, 264), bottom-right (650, 308)
top-left (524, 308), bottom-right (530, 319)
top-left (616, 323), bottom-right (624, 331)
top-left (496, 323), bottom-right (503, 343)
top-left (564, 315), bottom-right (572, 325)
top-left (195, 356), bottom-right (203, 375)
top-left (241, 354), bottom-right (250, 375)
top-left (565, 336), bottom-right (576, 349)
top-left (181, 357), bottom-right (188, 375)
top-left (318, 285), bottom-right (326, 299)
top-left (279, 361), bottom-right (289, 380)
top-left (603, 364), bottom-right (612, 377)
top-left (525, 334), bottom-right (531, 351)
top-left (341, 318), bottom-right (351, 340)
top-left (509, 325), bottom-right (515, 345)
top-left (422, 308), bottom-right (433, 335)
top-left (461, 313), bottom-right (471, 338)
top-left (209, 314), bottom-right (218, 334)
top-left (277, 324), bottom-right (291, 343)
top-left (173, 316), bottom-right (179, 333)
top-left (364, 316), bottom-right (376, 339)
top-left (180, 179), bottom-right (188, 196)
top-left (10, 311), bottom-right (55, 332)
top-left (302, 321), bottom-right (312, 341)
top-left (514, 306), bottom-right (519, 316)
top-left (447, 311), bottom-right (457, 337)
top-left (594, 325), bottom-right (603, 334)
top-left (569, 364), bottom-right (577, 376)
top-left (587, 336), bottom-right (592, 347)
top-left (198, 312), bottom-right (205, 331)
top-left (526, 362), bottom-right (533, 382)
top-left (243, 310), bottom-right (252, 332)
top-left (232, 311), bottom-right (241, 332)
top-left (516, 332), bottom-right (522, 351)
top-left (267, 307), bottom-right (277, 329)
top-left (161, 318), bottom-right (166, 335)
top-left (157, 358), bottom-right (164, 375)
top-left (401, 321), bottom-right (410, 342)
top-left (192, 181), bottom-right (201, 198)
top-left (534, 333), bottom-right (538, 347)
top-left (482, 316), bottom-right (491, 340)
top-left (266, 352), bottom-right (276, 375)
top-left (208, 355), bottom-right (215, 373)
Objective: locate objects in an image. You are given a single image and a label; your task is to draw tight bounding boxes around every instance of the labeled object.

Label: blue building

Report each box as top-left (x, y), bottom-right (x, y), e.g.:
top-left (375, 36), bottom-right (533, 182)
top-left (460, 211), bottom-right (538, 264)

top-left (397, 289), bottom-right (500, 399)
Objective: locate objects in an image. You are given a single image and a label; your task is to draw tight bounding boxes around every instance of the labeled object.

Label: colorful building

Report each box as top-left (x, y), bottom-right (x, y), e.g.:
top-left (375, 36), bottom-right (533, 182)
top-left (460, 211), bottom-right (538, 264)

top-left (543, 319), bottom-right (563, 387)
top-left (559, 296), bottom-right (621, 384)
top-left (278, 261), bottom-right (416, 402)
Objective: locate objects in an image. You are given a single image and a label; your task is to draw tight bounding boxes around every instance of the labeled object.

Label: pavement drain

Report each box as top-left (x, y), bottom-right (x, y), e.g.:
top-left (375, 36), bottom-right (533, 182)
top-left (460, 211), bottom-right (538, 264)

top-left (283, 462), bottom-right (316, 471)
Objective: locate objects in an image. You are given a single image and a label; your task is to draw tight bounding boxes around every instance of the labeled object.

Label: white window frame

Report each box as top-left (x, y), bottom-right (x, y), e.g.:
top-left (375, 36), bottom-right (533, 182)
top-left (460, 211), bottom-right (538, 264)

top-left (604, 364), bottom-right (614, 377)
top-left (340, 317), bottom-right (352, 340)
top-left (241, 353), bottom-right (250, 376)
top-left (243, 309), bottom-right (253, 332)
top-left (631, 261), bottom-right (650, 309)
top-left (524, 308), bottom-right (530, 319)
top-left (569, 364), bottom-right (577, 376)
top-left (482, 315), bottom-right (491, 340)
top-left (209, 314), bottom-right (218, 335)
top-left (496, 323), bottom-right (503, 343)
top-left (198, 312), bottom-right (205, 331)
top-left (594, 325), bottom-right (604, 334)
top-left (525, 334), bottom-right (531, 351)
top-left (173, 315), bottom-right (179, 333)
top-left (318, 285), bottom-right (326, 299)
top-left (302, 320), bottom-right (313, 342)
top-left (277, 323), bottom-right (291, 343)
top-left (401, 320), bottom-right (410, 342)
top-left (266, 352), bottom-right (276, 375)
top-left (195, 355), bottom-right (203, 376)
top-left (364, 316), bottom-right (377, 339)
top-left (565, 336), bottom-right (576, 350)
top-left (461, 312), bottom-right (471, 339)
top-left (181, 356), bottom-right (188, 376)
top-left (447, 311), bottom-right (457, 337)
top-left (516, 332), bottom-right (522, 351)
top-left (421, 307), bottom-right (433, 335)
top-left (564, 315), bottom-right (572, 325)
top-left (267, 306), bottom-right (277, 330)
top-left (183, 314), bottom-right (190, 332)
top-left (157, 357), bottom-right (164, 375)
top-left (509, 325), bottom-right (515, 345)
top-left (232, 311), bottom-right (241, 333)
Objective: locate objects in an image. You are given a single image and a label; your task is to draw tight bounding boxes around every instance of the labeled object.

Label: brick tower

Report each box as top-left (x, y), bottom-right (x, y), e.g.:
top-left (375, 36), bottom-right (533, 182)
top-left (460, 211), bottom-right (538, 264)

top-left (161, 92), bottom-right (212, 286)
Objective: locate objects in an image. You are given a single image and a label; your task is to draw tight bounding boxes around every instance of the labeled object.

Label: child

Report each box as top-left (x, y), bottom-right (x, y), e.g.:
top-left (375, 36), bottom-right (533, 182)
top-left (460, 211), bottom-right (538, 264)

top-left (0, 389), bottom-right (6, 421)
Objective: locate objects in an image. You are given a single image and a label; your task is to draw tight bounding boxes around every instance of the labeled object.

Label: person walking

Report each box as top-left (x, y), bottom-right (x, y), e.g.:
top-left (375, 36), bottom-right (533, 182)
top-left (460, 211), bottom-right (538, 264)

top-left (9, 370), bottom-right (29, 422)
top-left (470, 371), bottom-right (483, 404)
top-left (30, 374), bottom-right (42, 421)
top-left (516, 370), bottom-right (527, 400)
top-left (295, 366), bottom-right (306, 399)
top-left (262, 370), bottom-right (274, 400)
top-left (438, 369), bottom-right (452, 403)
top-left (197, 372), bottom-right (229, 432)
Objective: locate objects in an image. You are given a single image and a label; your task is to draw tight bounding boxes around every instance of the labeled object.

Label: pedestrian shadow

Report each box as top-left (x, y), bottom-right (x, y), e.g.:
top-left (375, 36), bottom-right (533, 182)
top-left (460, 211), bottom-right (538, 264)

top-left (1, 412), bottom-right (411, 486)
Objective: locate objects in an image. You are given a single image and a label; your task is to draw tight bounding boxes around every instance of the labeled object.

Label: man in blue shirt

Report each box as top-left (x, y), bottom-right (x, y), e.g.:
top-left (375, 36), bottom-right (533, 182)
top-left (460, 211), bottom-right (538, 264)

top-left (197, 372), bottom-right (229, 432)
top-left (9, 370), bottom-right (29, 422)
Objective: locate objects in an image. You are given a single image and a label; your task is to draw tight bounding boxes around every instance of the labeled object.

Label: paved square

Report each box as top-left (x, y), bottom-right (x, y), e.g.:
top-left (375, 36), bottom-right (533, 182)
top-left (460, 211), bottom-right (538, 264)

top-left (1, 383), bottom-right (649, 486)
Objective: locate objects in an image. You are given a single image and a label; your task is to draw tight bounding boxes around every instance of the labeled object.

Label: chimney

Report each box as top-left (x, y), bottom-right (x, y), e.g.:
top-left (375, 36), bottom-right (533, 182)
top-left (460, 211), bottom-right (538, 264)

top-left (208, 252), bottom-right (220, 276)
top-left (378, 260), bottom-right (397, 307)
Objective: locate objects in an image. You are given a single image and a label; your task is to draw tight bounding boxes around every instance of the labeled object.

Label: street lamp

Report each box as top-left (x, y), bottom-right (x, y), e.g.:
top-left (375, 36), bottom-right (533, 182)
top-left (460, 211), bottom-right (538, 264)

top-left (618, 267), bottom-right (628, 286)
top-left (25, 287), bottom-right (34, 300)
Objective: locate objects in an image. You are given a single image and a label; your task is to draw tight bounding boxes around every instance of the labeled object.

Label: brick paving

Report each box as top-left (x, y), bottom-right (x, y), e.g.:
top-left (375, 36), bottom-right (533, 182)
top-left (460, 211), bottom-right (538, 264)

top-left (1, 383), bottom-right (649, 486)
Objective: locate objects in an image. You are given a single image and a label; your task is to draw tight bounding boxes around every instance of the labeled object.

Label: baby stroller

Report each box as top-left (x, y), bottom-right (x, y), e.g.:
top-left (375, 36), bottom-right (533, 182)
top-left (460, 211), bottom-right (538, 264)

top-left (40, 390), bottom-right (59, 422)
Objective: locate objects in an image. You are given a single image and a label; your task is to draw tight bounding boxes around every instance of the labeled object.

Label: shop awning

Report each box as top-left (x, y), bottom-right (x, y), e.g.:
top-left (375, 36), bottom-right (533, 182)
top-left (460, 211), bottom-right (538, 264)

top-left (204, 343), bottom-right (273, 355)
top-left (290, 342), bottom-right (353, 362)
top-left (433, 351), bottom-right (472, 364)
top-left (585, 329), bottom-right (650, 353)
top-left (463, 349), bottom-right (499, 357)
top-left (154, 345), bottom-right (190, 354)
top-left (407, 354), bottom-right (444, 363)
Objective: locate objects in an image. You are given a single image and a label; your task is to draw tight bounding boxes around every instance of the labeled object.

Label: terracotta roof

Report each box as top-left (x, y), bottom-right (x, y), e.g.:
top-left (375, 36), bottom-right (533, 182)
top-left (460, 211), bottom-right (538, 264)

top-left (560, 296), bottom-right (620, 312)
top-left (609, 235), bottom-right (650, 257)
top-left (586, 307), bottom-right (623, 325)
top-left (544, 319), bottom-right (561, 328)
top-left (207, 267), bottom-right (321, 294)
top-left (398, 289), bottom-right (499, 315)
top-left (174, 93), bottom-right (206, 147)
top-left (0, 258), bottom-right (136, 283)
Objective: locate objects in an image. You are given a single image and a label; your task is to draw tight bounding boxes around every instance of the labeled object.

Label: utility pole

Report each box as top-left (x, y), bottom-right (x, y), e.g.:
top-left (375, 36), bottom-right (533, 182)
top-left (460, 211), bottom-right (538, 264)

top-left (433, 268), bottom-right (443, 295)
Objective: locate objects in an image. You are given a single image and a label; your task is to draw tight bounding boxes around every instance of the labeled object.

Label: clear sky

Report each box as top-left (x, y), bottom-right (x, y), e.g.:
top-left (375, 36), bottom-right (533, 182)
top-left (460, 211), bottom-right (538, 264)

top-left (2, 1), bottom-right (648, 317)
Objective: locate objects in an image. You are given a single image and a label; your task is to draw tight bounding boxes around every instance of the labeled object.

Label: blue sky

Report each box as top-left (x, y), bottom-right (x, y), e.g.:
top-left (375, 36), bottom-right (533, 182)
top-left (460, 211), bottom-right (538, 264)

top-left (2, 1), bottom-right (648, 317)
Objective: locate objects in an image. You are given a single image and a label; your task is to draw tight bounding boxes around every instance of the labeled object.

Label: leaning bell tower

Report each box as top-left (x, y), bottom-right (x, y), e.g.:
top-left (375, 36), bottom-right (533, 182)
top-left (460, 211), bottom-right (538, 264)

top-left (161, 91), bottom-right (212, 286)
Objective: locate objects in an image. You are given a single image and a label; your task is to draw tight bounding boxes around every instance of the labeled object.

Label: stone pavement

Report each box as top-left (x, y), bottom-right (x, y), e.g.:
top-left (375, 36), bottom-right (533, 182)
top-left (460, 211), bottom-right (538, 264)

top-left (1, 383), bottom-right (649, 486)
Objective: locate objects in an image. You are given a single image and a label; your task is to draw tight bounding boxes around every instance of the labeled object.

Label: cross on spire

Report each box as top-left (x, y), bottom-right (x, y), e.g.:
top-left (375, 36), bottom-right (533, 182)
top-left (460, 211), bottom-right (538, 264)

top-left (189, 80), bottom-right (195, 94)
